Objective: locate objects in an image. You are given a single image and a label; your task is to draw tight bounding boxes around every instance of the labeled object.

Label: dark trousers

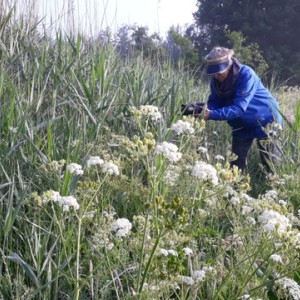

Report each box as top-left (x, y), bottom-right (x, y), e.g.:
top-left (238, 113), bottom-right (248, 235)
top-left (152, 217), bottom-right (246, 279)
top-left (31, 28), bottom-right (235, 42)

top-left (230, 135), bottom-right (281, 173)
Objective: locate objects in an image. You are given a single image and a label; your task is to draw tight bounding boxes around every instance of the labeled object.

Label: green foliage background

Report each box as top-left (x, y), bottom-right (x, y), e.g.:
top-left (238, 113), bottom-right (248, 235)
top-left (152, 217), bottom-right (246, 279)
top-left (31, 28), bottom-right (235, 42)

top-left (190, 0), bottom-right (300, 84)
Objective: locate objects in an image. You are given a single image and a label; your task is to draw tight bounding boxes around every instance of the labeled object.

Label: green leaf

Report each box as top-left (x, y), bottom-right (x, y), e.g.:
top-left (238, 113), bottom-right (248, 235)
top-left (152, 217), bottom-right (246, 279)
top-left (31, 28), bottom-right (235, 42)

top-left (6, 253), bottom-right (39, 288)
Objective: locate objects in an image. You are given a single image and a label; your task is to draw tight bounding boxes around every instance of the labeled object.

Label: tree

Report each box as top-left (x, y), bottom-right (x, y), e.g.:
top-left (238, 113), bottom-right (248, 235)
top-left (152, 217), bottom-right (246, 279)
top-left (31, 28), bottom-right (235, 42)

top-left (114, 25), bottom-right (135, 60)
top-left (225, 30), bottom-right (268, 76)
top-left (189, 0), bottom-right (300, 84)
top-left (164, 26), bottom-right (199, 70)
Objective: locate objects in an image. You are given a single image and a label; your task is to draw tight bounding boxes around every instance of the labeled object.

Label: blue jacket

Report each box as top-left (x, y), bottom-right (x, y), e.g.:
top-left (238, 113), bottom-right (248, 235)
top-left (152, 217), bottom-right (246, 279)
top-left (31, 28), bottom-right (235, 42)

top-left (207, 65), bottom-right (282, 139)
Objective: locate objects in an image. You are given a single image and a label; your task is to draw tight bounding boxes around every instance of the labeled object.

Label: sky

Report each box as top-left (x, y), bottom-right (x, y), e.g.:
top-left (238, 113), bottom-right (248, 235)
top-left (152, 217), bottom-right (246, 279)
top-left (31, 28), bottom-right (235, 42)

top-left (35, 0), bottom-right (198, 37)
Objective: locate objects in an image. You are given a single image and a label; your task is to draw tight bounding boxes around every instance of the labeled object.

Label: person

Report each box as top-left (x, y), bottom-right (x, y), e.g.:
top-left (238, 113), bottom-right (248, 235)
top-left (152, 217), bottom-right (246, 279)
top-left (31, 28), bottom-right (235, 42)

top-left (202, 46), bottom-right (282, 173)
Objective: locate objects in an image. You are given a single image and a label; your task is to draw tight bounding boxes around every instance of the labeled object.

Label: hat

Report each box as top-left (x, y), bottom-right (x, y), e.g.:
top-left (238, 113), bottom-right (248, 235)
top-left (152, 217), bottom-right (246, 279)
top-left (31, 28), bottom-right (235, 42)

top-left (205, 47), bottom-right (234, 76)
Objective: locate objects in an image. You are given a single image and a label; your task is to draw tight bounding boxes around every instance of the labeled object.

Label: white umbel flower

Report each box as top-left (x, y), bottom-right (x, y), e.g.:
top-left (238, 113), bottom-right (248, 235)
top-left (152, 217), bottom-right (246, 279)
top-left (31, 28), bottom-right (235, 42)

top-left (111, 218), bottom-right (132, 238)
top-left (67, 163), bottom-right (84, 175)
top-left (275, 277), bottom-right (300, 300)
top-left (215, 155), bottom-right (225, 160)
top-left (192, 161), bottom-right (218, 185)
top-left (60, 196), bottom-right (80, 211)
top-left (183, 247), bottom-right (193, 256)
top-left (41, 190), bottom-right (80, 211)
top-left (171, 120), bottom-right (195, 135)
top-left (269, 254), bottom-right (283, 264)
top-left (155, 142), bottom-right (182, 162)
top-left (180, 276), bottom-right (194, 286)
top-left (192, 270), bottom-right (206, 282)
top-left (102, 161), bottom-right (120, 176)
top-left (258, 210), bottom-right (291, 234)
top-left (158, 248), bottom-right (169, 256)
top-left (167, 249), bottom-right (178, 257)
top-left (86, 156), bottom-right (104, 167)
top-left (140, 105), bottom-right (162, 122)
top-left (42, 190), bottom-right (60, 205)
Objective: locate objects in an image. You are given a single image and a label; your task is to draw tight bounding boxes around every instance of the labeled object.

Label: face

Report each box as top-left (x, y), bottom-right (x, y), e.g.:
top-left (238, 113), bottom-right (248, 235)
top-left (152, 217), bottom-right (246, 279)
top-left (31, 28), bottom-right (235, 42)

top-left (214, 68), bottom-right (230, 82)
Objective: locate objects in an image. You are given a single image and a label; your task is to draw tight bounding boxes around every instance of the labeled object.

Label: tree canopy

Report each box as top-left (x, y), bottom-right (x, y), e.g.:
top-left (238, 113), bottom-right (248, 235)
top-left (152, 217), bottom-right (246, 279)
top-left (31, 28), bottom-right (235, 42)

top-left (189, 0), bottom-right (300, 84)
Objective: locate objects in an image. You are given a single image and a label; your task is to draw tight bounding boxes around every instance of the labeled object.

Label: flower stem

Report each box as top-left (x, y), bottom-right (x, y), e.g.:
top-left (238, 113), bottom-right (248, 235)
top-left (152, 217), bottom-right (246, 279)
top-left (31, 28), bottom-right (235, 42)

top-left (74, 217), bottom-right (82, 300)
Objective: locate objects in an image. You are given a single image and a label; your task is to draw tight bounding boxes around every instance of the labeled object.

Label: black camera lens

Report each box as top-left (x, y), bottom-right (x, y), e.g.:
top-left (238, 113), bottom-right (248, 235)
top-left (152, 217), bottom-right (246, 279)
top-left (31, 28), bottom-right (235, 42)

top-left (181, 103), bottom-right (204, 116)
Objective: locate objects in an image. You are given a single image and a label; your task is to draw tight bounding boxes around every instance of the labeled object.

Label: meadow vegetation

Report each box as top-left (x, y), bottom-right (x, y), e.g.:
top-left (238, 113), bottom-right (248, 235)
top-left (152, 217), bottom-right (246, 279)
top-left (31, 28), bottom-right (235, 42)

top-left (0, 6), bottom-right (300, 300)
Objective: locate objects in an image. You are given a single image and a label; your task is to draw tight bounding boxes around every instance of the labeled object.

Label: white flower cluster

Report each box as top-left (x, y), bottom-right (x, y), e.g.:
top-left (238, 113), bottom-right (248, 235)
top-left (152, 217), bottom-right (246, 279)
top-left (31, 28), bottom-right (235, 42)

top-left (192, 270), bottom-right (206, 282)
top-left (42, 190), bottom-right (79, 211)
top-left (179, 266), bottom-right (216, 286)
top-left (238, 295), bottom-right (251, 300)
top-left (155, 142), bottom-right (182, 162)
top-left (180, 276), bottom-right (194, 286)
top-left (102, 161), bottom-right (120, 176)
top-left (275, 277), bottom-right (300, 300)
top-left (183, 247), bottom-right (193, 256)
top-left (67, 158), bottom-right (120, 176)
top-left (85, 156), bottom-right (120, 176)
top-left (139, 105), bottom-right (162, 122)
top-left (111, 218), bottom-right (132, 238)
top-left (86, 156), bottom-right (104, 167)
top-left (171, 120), bottom-right (195, 135)
top-left (192, 161), bottom-right (219, 185)
top-left (67, 163), bottom-right (84, 175)
top-left (215, 155), bottom-right (225, 161)
top-left (261, 189), bottom-right (278, 201)
top-left (269, 254), bottom-right (283, 264)
top-left (158, 248), bottom-right (178, 257)
top-left (258, 210), bottom-right (291, 234)
top-left (197, 146), bottom-right (208, 154)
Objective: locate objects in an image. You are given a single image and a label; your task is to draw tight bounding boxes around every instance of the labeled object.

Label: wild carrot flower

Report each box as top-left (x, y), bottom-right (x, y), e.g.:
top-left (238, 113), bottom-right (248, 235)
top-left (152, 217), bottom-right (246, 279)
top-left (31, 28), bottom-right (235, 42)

top-left (274, 277), bottom-right (300, 300)
top-left (278, 200), bottom-right (287, 206)
top-left (192, 161), bottom-right (218, 185)
top-left (192, 270), bottom-right (206, 282)
top-left (60, 196), bottom-right (80, 211)
top-left (131, 105), bottom-right (162, 122)
top-left (140, 105), bottom-right (162, 122)
top-left (242, 205), bottom-right (254, 215)
top-left (102, 161), bottom-right (120, 176)
top-left (239, 295), bottom-right (251, 300)
top-left (158, 248), bottom-right (169, 256)
top-left (183, 247), bottom-right (193, 256)
top-left (42, 190), bottom-right (61, 204)
top-left (269, 254), bottom-right (283, 264)
top-left (155, 142), bottom-right (182, 162)
top-left (157, 248), bottom-right (179, 257)
top-left (261, 189), bottom-right (278, 201)
top-left (111, 218), bottom-right (132, 238)
top-left (179, 276), bottom-right (194, 286)
top-left (215, 155), bottom-right (225, 160)
top-left (41, 190), bottom-right (79, 211)
top-left (258, 210), bottom-right (291, 234)
top-left (171, 120), bottom-right (195, 135)
top-left (167, 249), bottom-right (178, 257)
top-left (8, 126), bottom-right (18, 133)
top-left (197, 146), bottom-right (208, 153)
top-left (86, 156), bottom-right (104, 167)
top-left (67, 163), bottom-right (84, 175)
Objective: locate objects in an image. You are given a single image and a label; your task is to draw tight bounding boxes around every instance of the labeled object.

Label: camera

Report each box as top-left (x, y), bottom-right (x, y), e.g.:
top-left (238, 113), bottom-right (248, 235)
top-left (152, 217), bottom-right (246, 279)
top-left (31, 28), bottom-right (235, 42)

top-left (181, 102), bottom-right (205, 116)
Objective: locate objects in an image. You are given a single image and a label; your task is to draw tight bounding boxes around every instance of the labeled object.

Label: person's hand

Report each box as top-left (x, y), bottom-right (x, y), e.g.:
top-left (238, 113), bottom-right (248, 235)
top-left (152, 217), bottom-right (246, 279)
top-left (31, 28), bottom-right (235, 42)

top-left (203, 108), bottom-right (210, 120)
